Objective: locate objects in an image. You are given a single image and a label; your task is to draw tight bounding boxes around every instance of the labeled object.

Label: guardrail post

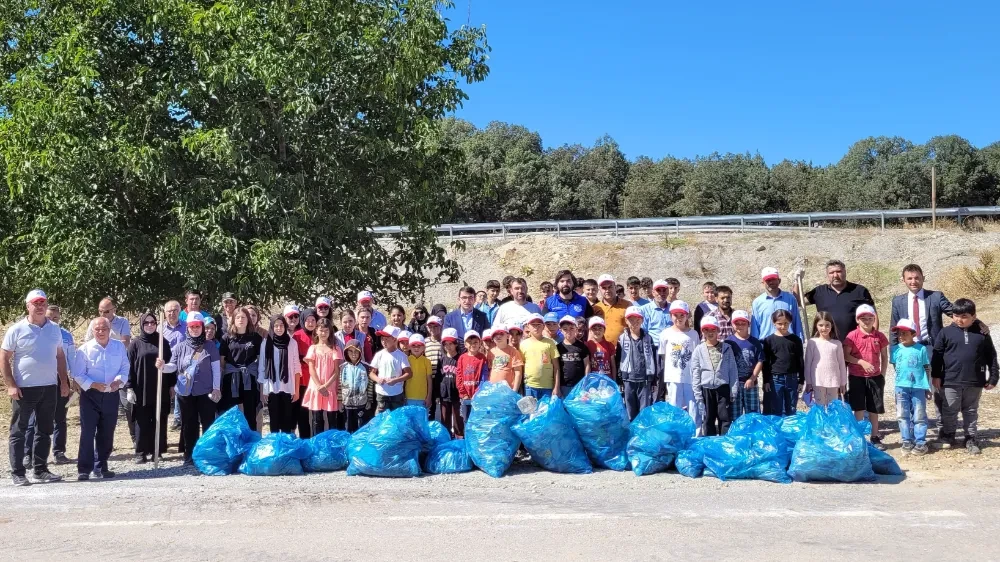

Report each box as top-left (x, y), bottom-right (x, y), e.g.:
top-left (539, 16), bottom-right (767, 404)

top-left (556, 222), bottom-right (560, 237)
top-left (502, 224), bottom-right (506, 240)
top-left (674, 219), bottom-right (679, 235)
top-left (880, 213), bottom-right (885, 231)
top-left (614, 220), bottom-right (619, 237)
top-left (807, 215), bottom-right (812, 230)
top-left (740, 217), bottom-right (745, 233)
top-left (449, 226), bottom-right (454, 242)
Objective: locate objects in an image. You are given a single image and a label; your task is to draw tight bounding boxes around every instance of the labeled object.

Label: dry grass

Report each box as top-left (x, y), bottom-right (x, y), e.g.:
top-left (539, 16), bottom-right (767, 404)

top-left (946, 248), bottom-right (1000, 297)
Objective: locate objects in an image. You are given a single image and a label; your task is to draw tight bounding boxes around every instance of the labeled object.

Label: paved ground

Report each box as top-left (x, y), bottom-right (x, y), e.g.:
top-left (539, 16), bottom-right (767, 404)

top-left (0, 458), bottom-right (994, 561)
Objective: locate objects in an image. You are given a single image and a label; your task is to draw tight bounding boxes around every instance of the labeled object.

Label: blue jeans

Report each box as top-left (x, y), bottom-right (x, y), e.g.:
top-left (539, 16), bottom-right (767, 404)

top-left (524, 387), bottom-right (552, 401)
top-left (768, 374), bottom-right (798, 417)
top-left (897, 387), bottom-right (928, 445)
top-left (460, 399), bottom-right (474, 424)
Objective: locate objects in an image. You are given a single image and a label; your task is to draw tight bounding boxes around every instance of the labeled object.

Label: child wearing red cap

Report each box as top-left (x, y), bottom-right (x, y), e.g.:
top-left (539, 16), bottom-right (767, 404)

top-left (488, 326), bottom-right (524, 391)
top-left (691, 316), bottom-right (738, 436)
top-left (437, 328), bottom-right (462, 436)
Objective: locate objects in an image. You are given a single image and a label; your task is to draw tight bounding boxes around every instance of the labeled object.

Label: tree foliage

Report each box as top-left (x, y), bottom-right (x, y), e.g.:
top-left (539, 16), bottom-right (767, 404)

top-left (0, 0), bottom-right (489, 320)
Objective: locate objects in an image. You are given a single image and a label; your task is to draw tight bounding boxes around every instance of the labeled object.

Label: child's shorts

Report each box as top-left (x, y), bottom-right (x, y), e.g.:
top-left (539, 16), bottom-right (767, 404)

top-left (848, 374), bottom-right (885, 414)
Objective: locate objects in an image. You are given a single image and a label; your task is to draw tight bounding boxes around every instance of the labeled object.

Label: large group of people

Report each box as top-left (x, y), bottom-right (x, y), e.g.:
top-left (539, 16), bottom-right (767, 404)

top-left (3, 260), bottom-right (997, 486)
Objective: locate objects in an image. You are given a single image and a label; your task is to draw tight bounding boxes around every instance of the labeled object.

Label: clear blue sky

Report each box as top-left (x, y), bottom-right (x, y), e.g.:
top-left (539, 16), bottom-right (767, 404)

top-left (447, 0), bottom-right (1000, 165)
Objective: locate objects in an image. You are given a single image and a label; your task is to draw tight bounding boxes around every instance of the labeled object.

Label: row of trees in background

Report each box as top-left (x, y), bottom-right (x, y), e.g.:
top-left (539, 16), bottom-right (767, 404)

top-left (439, 119), bottom-right (1000, 222)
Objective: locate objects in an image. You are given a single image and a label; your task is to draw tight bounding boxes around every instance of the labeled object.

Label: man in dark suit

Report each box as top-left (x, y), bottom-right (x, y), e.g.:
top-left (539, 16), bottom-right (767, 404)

top-left (443, 286), bottom-right (489, 350)
top-left (890, 263), bottom-right (988, 427)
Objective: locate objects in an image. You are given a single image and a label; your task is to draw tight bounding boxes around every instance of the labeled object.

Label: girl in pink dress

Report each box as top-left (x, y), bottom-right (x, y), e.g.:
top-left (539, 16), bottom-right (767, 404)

top-left (302, 318), bottom-right (344, 433)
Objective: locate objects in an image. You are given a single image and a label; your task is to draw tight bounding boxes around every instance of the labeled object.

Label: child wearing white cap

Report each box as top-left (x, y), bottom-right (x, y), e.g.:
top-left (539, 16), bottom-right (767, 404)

top-left (725, 310), bottom-right (764, 420)
top-left (617, 307), bottom-right (656, 420)
top-left (690, 316), bottom-right (738, 436)
top-left (437, 328), bottom-right (462, 436)
top-left (844, 304), bottom-right (889, 449)
top-left (404, 334), bottom-right (432, 410)
top-left (890, 318), bottom-right (931, 455)
top-left (456, 330), bottom-right (489, 424)
top-left (520, 314), bottom-right (561, 399)
top-left (369, 326), bottom-right (412, 413)
top-left (658, 301), bottom-right (702, 430)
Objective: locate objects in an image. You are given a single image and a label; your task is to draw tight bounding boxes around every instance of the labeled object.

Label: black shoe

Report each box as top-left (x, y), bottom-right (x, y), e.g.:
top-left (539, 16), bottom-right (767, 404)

top-left (91, 469), bottom-right (116, 479)
top-left (11, 475), bottom-right (31, 487)
top-left (53, 453), bottom-right (71, 465)
top-left (935, 434), bottom-right (956, 449)
top-left (30, 471), bottom-right (63, 483)
top-left (76, 473), bottom-right (90, 481)
top-left (870, 436), bottom-right (887, 451)
top-left (900, 441), bottom-right (914, 452)
top-left (913, 444), bottom-right (929, 456)
top-left (135, 455), bottom-right (148, 464)
top-left (22, 456), bottom-right (30, 469)
top-left (966, 439), bottom-right (982, 455)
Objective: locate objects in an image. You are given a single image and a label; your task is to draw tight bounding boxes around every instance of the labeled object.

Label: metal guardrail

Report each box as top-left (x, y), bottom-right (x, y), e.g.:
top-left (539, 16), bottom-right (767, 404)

top-left (371, 206), bottom-right (1000, 239)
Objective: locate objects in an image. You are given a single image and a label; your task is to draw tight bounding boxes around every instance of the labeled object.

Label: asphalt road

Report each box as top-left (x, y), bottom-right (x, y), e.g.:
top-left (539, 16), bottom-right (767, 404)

top-left (0, 463), bottom-right (992, 561)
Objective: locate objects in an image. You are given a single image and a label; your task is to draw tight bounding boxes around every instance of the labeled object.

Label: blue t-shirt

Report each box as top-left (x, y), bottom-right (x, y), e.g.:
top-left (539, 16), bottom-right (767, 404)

top-left (544, 293), bottom-right (590, 318)
top-left (725, 335), bottom-right (764, 382)
top-left (891, 343), bottom-right (931, 390)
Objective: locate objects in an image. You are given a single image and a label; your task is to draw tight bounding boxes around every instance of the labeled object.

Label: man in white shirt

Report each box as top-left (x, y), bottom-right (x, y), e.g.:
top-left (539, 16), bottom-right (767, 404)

top-left (72, 317), bottom-right (130, 480)
top-left (492, 278), bottom-right (542, 328)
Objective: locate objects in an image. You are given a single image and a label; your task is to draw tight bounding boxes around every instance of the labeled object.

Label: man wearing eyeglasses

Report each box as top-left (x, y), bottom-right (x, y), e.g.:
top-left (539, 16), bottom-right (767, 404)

top-left (2, 289), bottom-right (71, 486)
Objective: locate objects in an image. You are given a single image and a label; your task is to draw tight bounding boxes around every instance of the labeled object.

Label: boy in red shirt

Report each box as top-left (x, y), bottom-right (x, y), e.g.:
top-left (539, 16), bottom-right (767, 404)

top-left (844, 304), bottom-right (890, 449)
top-left (455, 330), bottom-right (489, 426)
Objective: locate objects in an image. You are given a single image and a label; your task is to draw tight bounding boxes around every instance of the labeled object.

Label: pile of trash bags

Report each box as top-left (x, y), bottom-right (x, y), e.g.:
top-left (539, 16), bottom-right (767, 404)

top-left (195, 399), bottom-right (902, 483)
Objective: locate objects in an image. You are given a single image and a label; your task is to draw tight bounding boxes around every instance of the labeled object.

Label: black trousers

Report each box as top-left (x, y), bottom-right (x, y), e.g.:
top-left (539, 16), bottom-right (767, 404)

top-left (133, 394), bottom-right (171, 456)
top-left (217, 377), bottom-right (261, 432)
top-left (294, 385), bottom-right (312, 438)
top-left (343, 407), bottom-right (365, 433)
top-left (178, 394), bottom-right (216, 462)
top-left (703, 385), bottom-right (733, 436)
top-left (25, 393), bottom-right (69, 457)
top-left (8, 385), bottom-right (57, 477)
top-left (311, 410), bottom-right (343, 435)
top-left (119, 388), bottom-right (136, 444)
top-left (267, 393), bottom-right (298, 434)
top-left (78, 389), bottom-right (119, 474)
top-left (623, 379), bottom-right (652, 421)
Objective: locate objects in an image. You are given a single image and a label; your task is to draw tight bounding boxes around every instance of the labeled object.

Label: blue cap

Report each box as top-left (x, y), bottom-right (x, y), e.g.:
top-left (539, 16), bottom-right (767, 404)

top-left (543, 312), bottom-right (560, 323)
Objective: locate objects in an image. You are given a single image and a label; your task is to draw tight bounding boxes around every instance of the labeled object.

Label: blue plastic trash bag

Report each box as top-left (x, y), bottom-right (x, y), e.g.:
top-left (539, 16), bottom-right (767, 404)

top-left (867, 443), bottom-right (903, 476)
top-left (425, 421), bottom-right (451, 453)
top-left (675, 439), bottom-right (706, 478)
top-left (347, 407), bottom-right (429, 477)
top-left (626, 402), bottom-right (697, 476)
top-left (857, 417), bottom-right (872, 437)
top-left (564, 373), bottom-right (631, 471)
top-left (787, 401), bottom-right (876, 483)
top-left (193, 407), bottom-right (262, 475)
top-left (698, 413), bottom-right (792, 483)
top-left (778, 412), bottom-right (808, 446)
top-left (303, 430), bottom-right (351, 472)
top-left (424, 440), bottom-right (473, 474)
top-left (238, 432), bottom-right (311, 476)
top-left (465, 382), bottom-right (524, 478)
top-left (513, 396), bottom-right (592, 474)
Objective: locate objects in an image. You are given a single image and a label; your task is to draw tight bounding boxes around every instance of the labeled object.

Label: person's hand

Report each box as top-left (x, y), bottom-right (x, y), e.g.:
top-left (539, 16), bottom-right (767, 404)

top-left (292, 389), bottom-right (299, 402)
top-left (319, 387), bottom-right (329, 396)
top-left (858, 360), bottom-right (876, 375)
top-left (60, 380), bottom-right (70, 397)
top-left (425, 397), bottom-right (432, 410)
top-left (209, 389), bottom-right (221, 403)
top-left (109, 380), bottom-right (122, 392)
top-left (797, 384), bottom-right (803, 396)
top-left (763, 383), bottom-right (771, 393)
top-left (70, 380), bottom-right (81, 393)
top-left (840, 385), bottom-right (848, 396)
top-left (260, 391), bottom-right (268, 405)
top-left (155, 358), bottom-right (165, 370)
top-left (91, 382), bottom-right (107, 392)
top-left (925, 391), bottom-right (934, 399)
top-left (933, 379), bottom-right (942, 390)
top-left (7, 385), bottom-right (22, 400)
top-left (791, 266), bottom-right (805, 281)
top-left (126, 389), bottom-right (137, 404)
top-left (986, 384), bottom-right (996, 391)
top-left (804, 384), bottom-right (813, 393)
top-left (170, 387), bottom-right (176, 399)
top-left (744, 377), bottom-right (756, 390)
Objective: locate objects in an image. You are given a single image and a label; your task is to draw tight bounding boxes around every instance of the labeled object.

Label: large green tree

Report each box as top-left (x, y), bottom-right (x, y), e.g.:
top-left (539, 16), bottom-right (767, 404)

top-left (0, 0), bottom-right (488, 320)
top-left (620, 156), bottom-right (691, 218)
top-left (677, 152), bottom-right (780, 216)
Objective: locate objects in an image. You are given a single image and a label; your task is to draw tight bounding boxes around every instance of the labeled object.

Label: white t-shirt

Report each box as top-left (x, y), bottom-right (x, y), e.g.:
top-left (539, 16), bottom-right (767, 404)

top-left (371, 349), bottom-right (410, 396)
top-left (1, 318), bottom-right (62, 388)
top-left (658, 328), bottom-right (700, 384)
top-left (492, 300), bottom-right (542, 328)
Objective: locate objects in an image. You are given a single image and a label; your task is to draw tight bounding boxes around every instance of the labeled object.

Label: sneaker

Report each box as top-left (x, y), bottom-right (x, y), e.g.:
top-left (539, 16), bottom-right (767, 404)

top-left (935, 434), bottom-right (956, 449)
top-left (913, 444), bottom-right (929, 456)
top-left (53, 453), bottom-right (71, 465)
top-left (182, 459), bottom-right (195, 468)
top-left (91, 469), bottom-right (116, 479)
top-left (135, 455), bottom-right (148, 465)
top-left (11, 475), bottom-right (31, 487)
top-left (870, 436), bottom-right (887, 451)
top-left (900, 441), bottom-right (914, 452)
top-left (76, 473), bottom-right (90, 481)
top-left (30, 471), bottom-right (63, 484)
top-left (966, 439), bottom-right (982, 456)
top-left (170, 421), bottom-right (182, 431)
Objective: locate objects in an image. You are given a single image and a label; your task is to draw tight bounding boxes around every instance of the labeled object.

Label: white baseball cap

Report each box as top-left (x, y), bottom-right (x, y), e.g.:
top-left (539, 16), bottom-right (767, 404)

top-left (357, 290), bottom-right (373, 303)
top-left (597, 274), bottom-right (615, 287)
top-left (315, 296), bottom-right (332, 308)
top-left (652, 279), bottom-right (670, 291)
top-left (282, 304), bottom-right (301, 317)
top-left (855, 304), bottom-right (877, 318)
top-left (761, 267), bottom-right (780, 282)
top-left (491, 326), bottom-right (508, 337)
top-left (526, 313), bottom-right (545, 325)
top-left (732, 310), bottom-right (751, 324)
top-left (408, 333), bottom-right (426, 346)
top-left (464, 329), bottom-right (482, 342)
top-left (441, 328), bottom-right (459, 342)
top-left (186, 311), bottom-right (206, 325)
top-left (397, 330), bottom-right (412, 343)
top-left (377, 325), bottom-right (401, 339)
top-left (425, 316), bottom-right (442, 326)
top-left (624, 306), bottom-right (644, 320)
top-left (506, 323), bottom-right (524, 334)
top-left (700, 316), bottom-right (720, 331)
top-left (588, 316), bottom-right (606, 329)
top-left (25, 289), bottom-right (47, 304)
top-left (482, 328), bottom-right (494, 341)
top-left (891, 319), bottom-right (917, 333)
top-left (558, 315), bottom-right (577, 326)
top-left (668, 300), bottom-right (690, 314)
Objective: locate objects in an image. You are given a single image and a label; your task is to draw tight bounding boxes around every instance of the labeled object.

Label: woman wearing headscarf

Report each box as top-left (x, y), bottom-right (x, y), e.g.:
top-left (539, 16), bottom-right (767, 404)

top-left (172, 312), bottom-right (221, 466)
top-left (259, 315), bottom-right (301, 434)
top-left (431, 303), bottom-right (448, 323)
top-left (291, 308), bottom-right (317, 437)
top-left (219, 307), bottom-right (263, 429)
top-left (408, 305), bottom-right (430, 337)
top-left (126, 311), bottom-right (178, 464)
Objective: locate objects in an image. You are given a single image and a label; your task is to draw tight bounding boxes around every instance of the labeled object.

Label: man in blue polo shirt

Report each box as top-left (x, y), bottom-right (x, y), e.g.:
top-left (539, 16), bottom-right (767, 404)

top-left (2, 290), bottom-right (70, 486)
top-left (542, 270), bottom-right (593, 320)
top-left (750, 267), bottom-right (804, 340)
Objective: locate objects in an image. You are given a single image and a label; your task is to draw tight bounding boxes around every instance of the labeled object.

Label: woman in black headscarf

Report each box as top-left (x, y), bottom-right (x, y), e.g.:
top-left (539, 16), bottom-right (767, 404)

top-left (126, 311), bottom-right (177, 464)
top-left (407, 305), bottom-right (430, 337)
top-left (258, 314), bottom-right (301, 434)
